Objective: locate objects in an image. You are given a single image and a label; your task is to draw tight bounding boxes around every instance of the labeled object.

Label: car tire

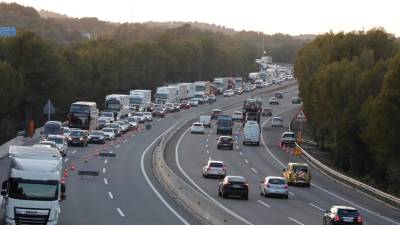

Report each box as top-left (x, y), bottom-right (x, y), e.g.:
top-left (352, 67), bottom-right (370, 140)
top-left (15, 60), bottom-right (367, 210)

top-left (256, 142), bottom-right (260, 146)
top-left (284, 195), bottom-right (288, 199)
top-left (218, 188), bottom-right (222, 196)
top-left (230, 146), bottom-right (233, 150)
top-left (217, 146), bottom-right (220, 149)
top-left (305, 183), bottom-right (311, 187)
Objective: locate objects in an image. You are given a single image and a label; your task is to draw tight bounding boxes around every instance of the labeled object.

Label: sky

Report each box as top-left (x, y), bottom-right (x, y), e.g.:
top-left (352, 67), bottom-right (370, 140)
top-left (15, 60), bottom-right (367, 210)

top-left (3, 0), bottom-right (400, 36)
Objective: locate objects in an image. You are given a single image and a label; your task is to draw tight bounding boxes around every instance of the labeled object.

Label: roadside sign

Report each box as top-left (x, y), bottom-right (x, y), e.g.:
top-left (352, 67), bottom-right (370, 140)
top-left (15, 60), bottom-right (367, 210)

top-left (0, 27), bottom-right (16, 37)
top-left (43, 99), bottom-right (55, 120)
top-left (294, 108), bottom-right (307, 122)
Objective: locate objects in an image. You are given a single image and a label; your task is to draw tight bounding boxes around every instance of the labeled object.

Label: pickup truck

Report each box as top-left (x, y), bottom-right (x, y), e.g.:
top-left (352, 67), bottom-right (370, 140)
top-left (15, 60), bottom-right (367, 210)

top-left (280, 131), bottom-right (296, 147)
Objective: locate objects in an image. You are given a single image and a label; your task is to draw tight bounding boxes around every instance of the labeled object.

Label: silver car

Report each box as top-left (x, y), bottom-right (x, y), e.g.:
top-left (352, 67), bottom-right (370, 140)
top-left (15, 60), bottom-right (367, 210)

top-left (202, 160), bottom-right (226, 178)
top-left (260, 176), bottom-right (288, 198)
top-left (271, 116), bottom-right (283, 127)
top-left (46, 135), bottom-right (68, 156)
top-left (101, 128), bottom-right (116, 140)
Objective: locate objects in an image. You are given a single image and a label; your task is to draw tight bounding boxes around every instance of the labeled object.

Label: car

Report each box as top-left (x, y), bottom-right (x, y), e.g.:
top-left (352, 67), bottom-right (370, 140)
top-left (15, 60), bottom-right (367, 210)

top-left (218, 176), bottom-right (249, 200)
top-left (261, 108), bottom-right (272, 117)
top-left (132, 112), bottom-right (146, 123)
top-left (275, 92), bottom-right (284, 98)
top-left (271, 116), bottom-right (283, 127)
top-left (243, 121), bottom-right (260, 146)
top-left (280, 131), bottom-right (296, 147)
top-left (164, 103), bottom-right (176, 113)
top-left (62, 127), bottom-right (71, 138)
top-left (180, 100), bottom-right (191, 109)
top-left (199, 115), bottom-right (211, 128)
top-left (97, 118), bottom-right (109, 129)
top-left (202, 160), bottom-right (226, 178)
top-left (172, 103), bottom-right (181, 112)
top-left (291, 97), bottom-right (301, 104)
top-left (46, 135), bottom-right (68, 156)
top-left (269, 97), bottom-right (279, 105)
top-left (283, 163), bottom-right (311, 187)
top-left (211, 109), bottom-right (223, 120)
top-left (99, 111), bottom-right (114, 123)
top-left (127, 117), bottom-right (138, 129)
top-left (88, 130), bottom-right (106, 144)
top-left (259, 176), bottom-right (288, 198)
top-left (115, 121), bottom-right (129, 133)
top-left (234, 87), bottom-right (243, 95)
top-left (143, 112), bottom-right (153, 121)
top-left (208, 94), bottom-right (217, 102)
top-left (223, 90), bottom-right (231, 97)
top-left (188, 99), bottom-right (199, 107)
top-left (38, 140), bottom-right (57, 150)
top-left (191, 122), bottom-right (205, 134)
top-left (232, 111), bottom-right (243, 121)
top-left (107, 123), bottom-right (122, 137)
top-left (152, 107), bottom-right (166, 118)
top-left (122, 119), bottom-right (133, 130)
top-left (67, 130), bottom-right (89, 147)
top-left (42, 121), bottom-right (63, 137)
top-left (323, 206), bottom-right (363, 225)
top-left (217, 136), bottom-right (233, 150)
top-left (101, 128), bottom-right (116, 140)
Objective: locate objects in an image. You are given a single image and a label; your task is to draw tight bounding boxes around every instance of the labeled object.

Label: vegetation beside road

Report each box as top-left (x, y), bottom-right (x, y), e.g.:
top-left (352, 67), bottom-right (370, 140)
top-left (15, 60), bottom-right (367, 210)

top-left (295, 29), bottom-right (400, 195)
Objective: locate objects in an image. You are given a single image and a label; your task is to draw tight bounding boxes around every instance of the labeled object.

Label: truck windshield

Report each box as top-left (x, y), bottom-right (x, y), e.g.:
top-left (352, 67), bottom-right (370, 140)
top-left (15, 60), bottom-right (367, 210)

top-left (155, 93), bottom-right (168, 99)
top-left (9, 179), bottom-right (58, 201)
top-left (100, 112), bottom-right (113, 118)
top-left (195, 86), bottom-right (205, 92)
top-left (43, 124), bottom-right (61, 135)
top-left (70, 105), bottom-right (90, 114)
top-left (129, 97), bottom-right (143, 104)
top-left (105, 101), bottom-right (121, 111)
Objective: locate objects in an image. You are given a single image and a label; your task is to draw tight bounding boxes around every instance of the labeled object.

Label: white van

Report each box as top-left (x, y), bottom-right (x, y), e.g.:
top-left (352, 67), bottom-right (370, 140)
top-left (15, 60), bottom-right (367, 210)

top-left (199, 115), bottom-right (211, 127)
top-left (243, 121), bottom-right (260, 146)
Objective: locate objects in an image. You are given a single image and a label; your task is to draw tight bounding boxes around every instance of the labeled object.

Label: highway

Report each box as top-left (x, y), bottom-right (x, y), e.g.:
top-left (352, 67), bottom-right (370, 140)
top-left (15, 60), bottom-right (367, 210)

top-left (166, 84), bottom-right (400, 225)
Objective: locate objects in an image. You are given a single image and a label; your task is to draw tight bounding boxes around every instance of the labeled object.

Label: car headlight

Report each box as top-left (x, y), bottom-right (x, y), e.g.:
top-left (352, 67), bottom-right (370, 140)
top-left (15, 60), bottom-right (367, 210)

top-left (80, 137), bottom-right (83, 141)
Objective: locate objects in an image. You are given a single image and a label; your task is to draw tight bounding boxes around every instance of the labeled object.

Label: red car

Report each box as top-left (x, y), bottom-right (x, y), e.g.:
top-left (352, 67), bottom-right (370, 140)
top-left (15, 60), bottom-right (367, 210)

top-left (180, 101), bottom-right (191, 109)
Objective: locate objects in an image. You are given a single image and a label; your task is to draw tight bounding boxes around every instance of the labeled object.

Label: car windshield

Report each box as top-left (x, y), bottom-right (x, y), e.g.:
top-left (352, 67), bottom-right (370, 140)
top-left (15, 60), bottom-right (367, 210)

top-left (43, 123), bottom-right (61, 135)
top-left (46, 137), bottom-right (63, 145)
top-left (135, 113), bottom-right (143, 116)
top-left (70, 130), bottom-right (84, 136)
top-left (40, 142), bottom-right (56, 148)
top-left (63, 128), bottom-right (70, 134)
top-left (128, 118), bottom-right (136, 122)
top-left (209, 162), bottom-right (223, 168)
top-left (283, 133), bottom-right (295, 138)
top-left (293, 166), bottom-right (308, 173)
top-left (193, 124), bottom-right (202, 127)
top-left (221, 137), bottom-right (232, 141)
top-left (9, 178), bottom-right (58, 201)
top-left (228, 177), bottom-right (246, 183)
top-left (268, 178), bottom-right (285, 185)
top-left (143, 112), bottom-right (151, 115)
top-left (337, 209), bottom-right (359, 216)
top-left (109, 124), bottom-right (119, 128)
top-left (102, 128), bottom-right (113, 132)
top-left (90, 131), bottom-right (103, 136)
top-left (98, 119), bottom-right (107, 123)
top-left (100, 112), bottom-right (113, 117)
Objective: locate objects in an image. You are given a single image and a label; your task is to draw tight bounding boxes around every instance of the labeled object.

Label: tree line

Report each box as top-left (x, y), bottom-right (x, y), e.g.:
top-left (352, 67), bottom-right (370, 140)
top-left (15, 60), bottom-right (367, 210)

top-left (294, 28), bottom-right (400, 195)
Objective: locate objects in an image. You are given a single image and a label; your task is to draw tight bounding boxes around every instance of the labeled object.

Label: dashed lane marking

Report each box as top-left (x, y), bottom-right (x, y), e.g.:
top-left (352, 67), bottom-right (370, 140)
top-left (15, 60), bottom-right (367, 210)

top-left (123, 139), bottom-right (128, 143)
top-left (64, 158), bottom-right (69, 163)
top-left (288, 217), bottom-right (305, 225)
top-left (104, 178), bottom-right (108, 185)
top-left (72, 150), bottom-right (77, 154)
top-left (108, 192), bottom-right (114, 199)
top-left (102, 168), bottom-right (106, 174)
top-left (104, 159), bottom-right (108, 164)
top-left (239, 152), bottom-right (243, 156)
top-left (116, 208), bottom-right (125, 217)
top-left (309, 203), bottom-right (324, 212)
top-left (116, 145), bottom-right (120, 148)
top-left (244, 159), bottom-right (249, 164)
top-left (289, 192), bottom-right (295, 196)
top-left (257, 200), bottom-right (271, 208)
top-left (251, 168), bottom-right (258, 174)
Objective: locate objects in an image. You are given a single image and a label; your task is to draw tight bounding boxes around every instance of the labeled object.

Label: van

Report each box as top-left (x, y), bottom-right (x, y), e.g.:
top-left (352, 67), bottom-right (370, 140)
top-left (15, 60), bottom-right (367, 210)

top-left (216, 114), bottom-right (233, 135)
top-left (283, 163), bottom-right (311, 187)
top-left (243, 121), bottom-right (260, 146)
top-left (199, 115), bottom-right (211, 127)
top-left (42, 121), bottom-right (63, 137)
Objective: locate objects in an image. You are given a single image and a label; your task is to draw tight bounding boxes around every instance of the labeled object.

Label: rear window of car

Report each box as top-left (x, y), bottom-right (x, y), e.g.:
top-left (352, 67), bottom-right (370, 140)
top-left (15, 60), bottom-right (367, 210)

top-left (209, 162), bottom-right (223, 168)
top-left (91, 132), bottom-right (103, 136)
top-left (234, 112), bottom-right (242, 115)
top-left (293, 166), bottom-right (308, 173)
top-left (283, 133), bottom-right (295, 138)
top-left (337, 209), bottom-right (359, 216)
top-left (194, 123), bottom-right (203, 127)
top-left (228, 177), bottom-right (246, 183)
top-left (268, 178), bottom-right (285, 185)
top-left (103, 128), bottom-right (113, 132)
top-left (220, 137), bottom-right (232, 141)
top-left (70, 131), bottom-right (84, 136)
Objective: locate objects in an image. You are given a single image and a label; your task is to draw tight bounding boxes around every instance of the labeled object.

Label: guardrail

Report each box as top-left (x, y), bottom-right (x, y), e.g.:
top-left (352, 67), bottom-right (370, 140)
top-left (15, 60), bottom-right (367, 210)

top-left (0, 127), bottom-right (42, 159)
top-left (296, 143), bottom-right (400, 209)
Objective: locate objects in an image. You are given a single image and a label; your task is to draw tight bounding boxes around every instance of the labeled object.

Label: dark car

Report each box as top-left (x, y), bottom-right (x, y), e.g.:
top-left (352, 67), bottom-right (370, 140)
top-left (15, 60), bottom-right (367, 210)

top-left (164, 103), bottom-right (176, 113)
top-left (180, 100), bottom-right (191, 109)
top-left (218, 176), bottom-right (249, 200)
top-left (291, 97), bottom-right (301, 104)
top-left (275, 92), bottom-right (284, 98)
top-left (88, 130), bottom-right (106, 144)
top-left (323, 206), bottom-right (362, 225)
top-left (152, 107), bottom-right (166, 118)
top-left (211, 109), bottom-right (223, 120)
top-left (217, 136), bottom-right (233, 150)
top-left (67, 130), bottom-right (89, 147)
top-left (42, 121), bottom-right (63, 137)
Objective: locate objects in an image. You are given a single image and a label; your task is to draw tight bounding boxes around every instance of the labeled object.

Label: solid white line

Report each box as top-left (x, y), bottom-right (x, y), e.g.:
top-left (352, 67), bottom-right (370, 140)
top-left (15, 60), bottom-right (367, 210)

top-left (102, 168), bottom-right (106, 174)
top-left (108, 192), bottom-right (114, 199)
top-left (205, 144), bottom-right (208, 148)
top-left (309, 203), bottom-right (324, 212)
top-left (251, 168), bottom-right (258, 174)
top-left (176, 127), bottom-right (253, 225)
top-left (116, 208), bottom-right (125, 217)
top-left (289, 192), bottom-right (295, 196)
top-left (239, 152), bottom-right (243, 156)
top-left (244, 159), bottom-right (249, 164)
top-left (64, 158), bottom-right (69, 163)
top-left (104, 159), bottom-right (108, 164)
top-left (140, 125), bottom-right (191, 225)
top-left (288, 217), bottom-right (305, 225)
top-left (257, 200), bottom-right (271, 208)
top-left (116, 145), bottom-right (120, 148)
top-left (123, 139), bottom-right (127, 143)
top-left (72, 150), bottom-right (77, 154)
top-left (104, 178), bottom-right (108, 185)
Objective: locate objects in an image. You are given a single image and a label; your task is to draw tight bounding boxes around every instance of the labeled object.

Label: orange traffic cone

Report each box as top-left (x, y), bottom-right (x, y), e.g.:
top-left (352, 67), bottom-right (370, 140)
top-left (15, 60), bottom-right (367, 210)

top-left (63, 169), bottom-right (69, 177)
top-left (84, 156), bottom-right (89, 163)
top-left (70, 162), bottom-right (76, 171)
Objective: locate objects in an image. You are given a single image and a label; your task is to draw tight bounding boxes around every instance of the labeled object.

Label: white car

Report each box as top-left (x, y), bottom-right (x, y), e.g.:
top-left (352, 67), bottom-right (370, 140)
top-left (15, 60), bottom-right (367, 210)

top-left (127, 117), bottom-right (138, 129)
top-left (188, 99), bottom-right (199, 107)
top-left (199, 115), bottom-right (211, 127)
top-left (46, 135), bottom-right (68, 156)
top-left (272, 117), bottom-right (283, 127)
top-left (260, 176), bottom-right (288, 198)
top-left (133, 112), bottom-right (146, 123)
top-left (232, 111), bottom-right (243, 121)
top-left (101, 128), bottom-right (116, 140)
top-left (202, 160), bottom-right (226, 178)
top-left (62, 127), bottom-right (71, 138)
top-left (143, 112), bottom-right (153, 121)
top-left (269, 97), bottom-right (279, 105)
top-left (116, 120), bottom-right (129, 132)
top-left (190, 122), bottom-right (205, 134)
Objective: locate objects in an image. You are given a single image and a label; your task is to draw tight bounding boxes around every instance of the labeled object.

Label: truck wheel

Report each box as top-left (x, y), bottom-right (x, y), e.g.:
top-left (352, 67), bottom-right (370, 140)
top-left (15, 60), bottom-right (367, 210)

top-left (256, 142), bottom-right (260, 146)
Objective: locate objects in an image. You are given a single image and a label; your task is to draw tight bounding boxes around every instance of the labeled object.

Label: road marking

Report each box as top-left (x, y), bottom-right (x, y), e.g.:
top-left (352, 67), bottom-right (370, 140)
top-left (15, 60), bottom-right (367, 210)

top-left (123, 139), bottom-right (127, 143)
top-left (257, 200), bottom-right (271, 208)
top-left (176, 127), bottom-right (254, 225)
top-left (244, 159), bottom-right (249, 164)
top-left (110, 151), bottom-right (113, 153)
top-left (289, 192), bottom-right (295, 196)
top-left (208, 157), bottom-right (212, 161)
top-left (157, 119), bottom-right (161, 122)
top-left (141, 124), bottom-right (191, 225)
top-left (116, 145), bottom-right (120, 148)
top-left (206, 150), bottom-right (209, 154)
top-left (236, 145), bottom-right (239, 150)
top-left (207, 134), bottom-right (211, 137)
top-left (251, 168), bottom-right (258, 174)
top-left (108, 192), bottom-right (114, 199)
top-left (64, 158), bottom-right (69, 163)
top-left (102, 168), bottom-right (106, 174)
top-left (239, 152), bottom-right (243, 156)
top-left (72, 150), bottom-right (77, 154)
top-left (206, 138), bottom-right (209, 143)
top-left (116, 208), bottom-right (125, 217)
top-left (288, 217), bottom-right (305, 225)
top-left (309, 203), bottom-right (324, 212)
top-left (104, 159), bottom-right (108, 164)
top-left (205, 144), bottom-right (208, 148)
top-left (104, 178), bottom-right (108, 185)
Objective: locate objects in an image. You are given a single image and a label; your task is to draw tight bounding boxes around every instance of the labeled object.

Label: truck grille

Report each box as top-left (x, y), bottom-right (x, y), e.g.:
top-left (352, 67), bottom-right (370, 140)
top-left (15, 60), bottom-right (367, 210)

top-left (15, 208), bottom-right (50, 225)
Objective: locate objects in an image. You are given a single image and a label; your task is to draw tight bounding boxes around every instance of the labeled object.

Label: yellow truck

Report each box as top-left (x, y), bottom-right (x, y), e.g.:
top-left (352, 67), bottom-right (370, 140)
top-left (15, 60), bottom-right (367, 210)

top-left (283, 162), bottom-right (311, 187)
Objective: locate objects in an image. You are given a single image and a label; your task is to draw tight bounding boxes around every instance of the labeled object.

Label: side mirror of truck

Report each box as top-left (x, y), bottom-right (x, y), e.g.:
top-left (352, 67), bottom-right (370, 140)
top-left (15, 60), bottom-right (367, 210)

top-left (61, 183), bottom-right (66, 194)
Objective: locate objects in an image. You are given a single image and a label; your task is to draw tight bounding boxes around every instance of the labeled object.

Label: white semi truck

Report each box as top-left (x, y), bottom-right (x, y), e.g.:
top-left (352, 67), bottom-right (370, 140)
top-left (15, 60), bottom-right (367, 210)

top-left (179, 83), bottom-right (195, 99)
top-left (155, 86), bottom-right (176, 104)
top-left (1, 146), bottom-right (65, 225)
top-left (193, 81), bottom-right (211, 104)
top-left (104, 94), bottom-right (130, 119)
top-left (213, 78), bottom-right (229, 94)
top-left (129, 90), bottom-right (152, 111)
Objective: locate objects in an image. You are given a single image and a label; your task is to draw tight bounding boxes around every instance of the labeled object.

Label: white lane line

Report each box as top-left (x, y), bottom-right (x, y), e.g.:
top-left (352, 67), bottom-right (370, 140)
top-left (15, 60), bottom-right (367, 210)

top-left (72, 150), bottom-right (77, 154)
top-left (239, 152), bottom-right (243, 156)
top-left (236, 145), bottom-right (239, 150)
top-left (244, 159), bottom-right (249, 164)
top-left (261, 105), bottom-right (400, 225)
top-left (108, 192), bottom-right (114, 199)
top-left (208, 157), bottom-right (212, 161)
top-left (205, 144), bottom-right (208, 148)
top-left (123, 139), bottom-right (127, 143)
top-left (176, 127), bottom-right (253, 225)
top-left (288, 217), bottom-right (305, 225)
top-left (140, 124), bottom-right (191, 225)
top-left (102, 168), bottom-right (106, 174)
top-left (257, 200), bottom-right (271, 208)
top-left (206, 150), bottom-right (209, 154)
top-left (251, 168), bottom-right (258, 174)
top-left (289, 192), bottom-right (295, 196)
top-left (64, 158), bottom-right (69, 163)
top-left (116, 208), bottom-right (125, 217)
top-left (104, 159), bottom-right (108, 164)
top-left (309, 203), bottom-right (324, 212)
top-left (206, 139), bottom-right (209, 143)
top-left (116, 145), bottom-right (120, 148)
top-left (104, 178), bottom-right (108, 185)
top-left (207, 134), bottom-right (211, 137)
top-left (157, 119), bottom-right (161, 122)
top-left (110, 151), bottom-right (113, 153)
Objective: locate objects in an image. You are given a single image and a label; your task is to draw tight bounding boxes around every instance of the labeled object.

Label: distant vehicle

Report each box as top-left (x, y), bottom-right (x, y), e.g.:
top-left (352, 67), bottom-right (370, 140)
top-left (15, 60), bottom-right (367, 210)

top-left (261, 108), bottom-right (273, 117)
top-left (191, 122), bottom-right (205, 134)
top-left (218, 176), bottom-right (249, 200)
top-left (255, 79), bottom-right (263, 88)
top-left (62, 127), bottom-right (71, 138)
top-left (280, 131), bottom-right (296, 147)
top-left (188, 99), bottom-right (199, 107)
top-left (272, 116), bottom-right (283, 127)
top-left (323, 206), bottom-right (363, 225)
top-left (46, 135), bottom-right (68, 156)
top-left (283, 163), bottom-right (311, 187)
top-left (274, 92), bottom-right (284, 99)
top-left (104, 94), bottom-right (130, 120)
top-left (38, 140), bottom-right (57, 150)
top-left (217, 114), bottom-right (233, 135)
top-left (129, 89), bottom-right (152, 111)
top-left (132, 112), bottom-right (146, 123)
top-left (180, 100), bottom-right (191, 109)
top-left (143, 112), bottom-right (153, 121)
top-left (99, 111), bottom-right (114, 123)
top-left (67, 130), bottom-right (89, 147)
top-left (107, 123), bottom-right (122, 137)
top-left (243, 121), bottom-right (260, 146)
top-left (269, 97), bottom-right (279, 105)
top-left (199, 115), bottom-right (211, 128)
top-left (101, 128), bottom-right (116, 140)
top-left (152, 107), bottom-right (166, 118)
top-left (211, 109), bottom-right (223, 120)
top-left (88, 130), bottom-right (106, 144)
top-left (259, 176), bottom-right (288, 199)
top-left (291, 97), bottom-right (301, 104)
top-left (208, 94), bottom-right (217, 102)
top-left (68, 101), bottom-right (98, 130)
top-left (193, 93), bottom-right (207, 104)
top-left (223, 90), bottom-right (231, 97)
top-left (243, 98), bottom-right (262, 125)
top-left (42, 121), bottom-right (63, 137)
top-left (202, 160), bottom-right (226, 178)
top-left (217, 136), bottom-right (233, 150)
top-left (232, 111), bottom-right (243, 121)
top-left (173, 103), bottom-right (181, 112)
top-left (97, 118), bottom-right (109, 129)
top-left (125, 118), bottom-right (137, 130)
top-left (164, 103), bottom-right (176, 113)
top-left (115, 121), bottom-right (128, 133)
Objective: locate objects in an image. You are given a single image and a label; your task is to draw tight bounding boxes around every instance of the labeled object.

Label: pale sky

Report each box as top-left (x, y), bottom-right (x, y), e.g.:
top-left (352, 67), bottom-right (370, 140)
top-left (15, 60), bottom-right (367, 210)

top-left (3, 0), bottom-right (400, 36)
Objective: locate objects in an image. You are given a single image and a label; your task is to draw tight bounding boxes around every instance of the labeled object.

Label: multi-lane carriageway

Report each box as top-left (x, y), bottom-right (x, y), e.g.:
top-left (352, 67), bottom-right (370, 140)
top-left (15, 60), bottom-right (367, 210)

top-left (0, 80), bottom-right (398, 225)
top-left (165, 85), bottom-right (400, 225)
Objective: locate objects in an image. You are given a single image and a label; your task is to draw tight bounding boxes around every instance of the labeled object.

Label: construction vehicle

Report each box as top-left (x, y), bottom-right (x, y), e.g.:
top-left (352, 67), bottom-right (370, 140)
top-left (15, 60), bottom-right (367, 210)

top-left (242, 98), bottom-right (262, 126)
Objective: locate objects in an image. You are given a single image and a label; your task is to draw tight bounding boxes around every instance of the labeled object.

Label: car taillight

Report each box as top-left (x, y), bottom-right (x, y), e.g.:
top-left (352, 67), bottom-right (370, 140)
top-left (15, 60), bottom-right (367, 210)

top-left (357, 216), bottom-right (362, 223)
top-left (207, 167), bottom-right (211, 171)
top-left (334, 215), bottom-right (340, 222)
top-left (284, 184), bottom-right (288, 189)
top-left (266, 183), bottom-right (271, 188)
